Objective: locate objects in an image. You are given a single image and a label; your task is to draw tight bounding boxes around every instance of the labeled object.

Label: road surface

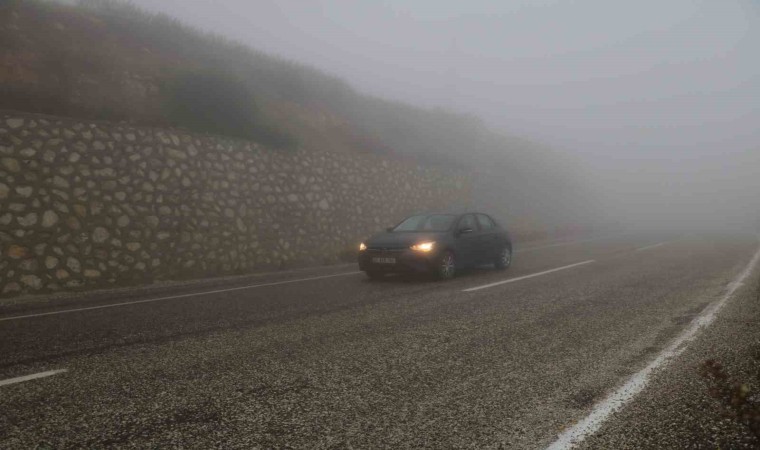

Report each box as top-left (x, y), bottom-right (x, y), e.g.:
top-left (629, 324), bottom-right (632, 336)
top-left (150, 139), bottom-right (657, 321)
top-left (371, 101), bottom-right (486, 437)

top-left (1, 233), bottom-right (757, 448)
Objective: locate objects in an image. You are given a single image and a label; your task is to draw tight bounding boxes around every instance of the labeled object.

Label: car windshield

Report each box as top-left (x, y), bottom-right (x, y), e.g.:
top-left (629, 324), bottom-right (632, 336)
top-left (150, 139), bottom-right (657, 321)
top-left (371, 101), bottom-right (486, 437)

top-left (392, 214), bottom-right (456, 232)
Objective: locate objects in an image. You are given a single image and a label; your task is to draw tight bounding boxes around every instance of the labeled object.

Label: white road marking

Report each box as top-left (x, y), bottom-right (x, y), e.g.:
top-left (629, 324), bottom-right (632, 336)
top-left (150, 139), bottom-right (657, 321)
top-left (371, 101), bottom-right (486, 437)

top-left (634, 240), bottom-right (674, 252)
top-left (216, 262), bottom-right (356, 279)
top-left (462, 260), bottom-right (596, 292)
top-left (0, 271), bottom-right (362, 322)
top-left (516, 233), bottom-right (629, 253)
top-left (546, 243), bottom-right (760, 450)
top-left (0, 369), bottom-right (68, 387)
top-left (0, 234), bottom-right (630, 322)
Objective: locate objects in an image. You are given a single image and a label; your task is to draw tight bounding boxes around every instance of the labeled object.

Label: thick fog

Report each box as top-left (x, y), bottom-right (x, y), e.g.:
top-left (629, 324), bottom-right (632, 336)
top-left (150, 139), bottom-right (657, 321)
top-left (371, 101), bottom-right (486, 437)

top-left (123, 0), bottom-right (760, 232)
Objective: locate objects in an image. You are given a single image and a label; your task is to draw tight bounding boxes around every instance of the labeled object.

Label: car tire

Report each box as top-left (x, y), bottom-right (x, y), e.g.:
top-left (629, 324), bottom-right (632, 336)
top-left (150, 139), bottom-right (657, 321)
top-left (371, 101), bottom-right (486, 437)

top-left (494, 247), bottom-right (512, 270)
top-left (435, 250), bottom-right (456, 280)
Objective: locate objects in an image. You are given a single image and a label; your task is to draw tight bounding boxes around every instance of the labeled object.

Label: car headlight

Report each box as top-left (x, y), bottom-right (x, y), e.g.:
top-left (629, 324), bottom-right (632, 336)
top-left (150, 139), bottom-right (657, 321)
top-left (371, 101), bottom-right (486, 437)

top-left (359, 242), bottom-right (367, 251)
top-left (410, 241), bottom-right (435, 252)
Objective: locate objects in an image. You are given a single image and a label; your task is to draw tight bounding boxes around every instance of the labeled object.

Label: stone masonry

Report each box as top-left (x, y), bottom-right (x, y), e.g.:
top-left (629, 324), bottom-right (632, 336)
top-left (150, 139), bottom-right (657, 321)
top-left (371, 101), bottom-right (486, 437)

top-left (0, 111), bottom-right (471, 298)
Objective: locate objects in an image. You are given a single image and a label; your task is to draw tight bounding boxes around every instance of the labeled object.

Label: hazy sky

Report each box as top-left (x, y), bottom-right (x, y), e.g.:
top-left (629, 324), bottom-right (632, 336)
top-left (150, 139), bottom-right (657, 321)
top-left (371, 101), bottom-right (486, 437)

top-left (124, 0), bottom-right (760, 227)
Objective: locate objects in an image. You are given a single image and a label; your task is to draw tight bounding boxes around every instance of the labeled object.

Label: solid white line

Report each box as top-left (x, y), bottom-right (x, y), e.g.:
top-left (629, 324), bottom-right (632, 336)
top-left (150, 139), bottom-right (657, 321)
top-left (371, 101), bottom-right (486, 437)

top-left (546, 243), bottom-right (760, 450)
top-left (213, 262), bottom-right (356, 279)
top-left (462, 260), bottom-right (596, 292)
top-left (0, 271), bottom-right (363, 322)
top-left (0, 369), bottom-right (68, 387)
top-left (516, 233), bottom-right (629, 254)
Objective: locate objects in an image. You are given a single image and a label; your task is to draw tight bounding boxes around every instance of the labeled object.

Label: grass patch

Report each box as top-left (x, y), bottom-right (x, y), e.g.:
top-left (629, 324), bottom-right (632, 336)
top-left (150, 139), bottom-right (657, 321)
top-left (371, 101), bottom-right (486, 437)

top-left (162, 69), bottom-right (297, 150)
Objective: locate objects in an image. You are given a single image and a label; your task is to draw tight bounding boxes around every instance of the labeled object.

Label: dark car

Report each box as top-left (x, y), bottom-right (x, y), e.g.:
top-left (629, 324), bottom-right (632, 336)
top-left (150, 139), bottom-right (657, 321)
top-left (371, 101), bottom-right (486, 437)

top-left (358, 212), bottom-right (512, 280)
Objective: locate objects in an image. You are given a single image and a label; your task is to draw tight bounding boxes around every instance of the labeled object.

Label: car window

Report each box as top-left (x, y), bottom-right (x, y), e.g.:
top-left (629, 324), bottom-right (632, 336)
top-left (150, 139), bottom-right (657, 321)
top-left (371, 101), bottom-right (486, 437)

top-left (476, 214), bottom-right (496, 231)
top-left (420, 215), bottom-right (456, 231)
top-left (393, 214), bottom-right (455, 231)
top-left (458, 214), bottom-right (477, 231)
top-left (393, 215), bottom-right (426, 231)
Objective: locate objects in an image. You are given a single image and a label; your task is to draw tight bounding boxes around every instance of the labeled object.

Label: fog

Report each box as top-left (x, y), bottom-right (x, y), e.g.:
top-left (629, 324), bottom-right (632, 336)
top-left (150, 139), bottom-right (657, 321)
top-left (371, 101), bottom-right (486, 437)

top-left (124, 0), bottom-right (760, 232)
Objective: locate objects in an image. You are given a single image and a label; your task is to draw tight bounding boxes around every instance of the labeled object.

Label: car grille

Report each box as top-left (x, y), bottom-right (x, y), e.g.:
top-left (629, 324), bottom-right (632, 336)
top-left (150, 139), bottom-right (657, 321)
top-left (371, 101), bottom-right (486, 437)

top-left (367, 246), bottom-right (406, 253)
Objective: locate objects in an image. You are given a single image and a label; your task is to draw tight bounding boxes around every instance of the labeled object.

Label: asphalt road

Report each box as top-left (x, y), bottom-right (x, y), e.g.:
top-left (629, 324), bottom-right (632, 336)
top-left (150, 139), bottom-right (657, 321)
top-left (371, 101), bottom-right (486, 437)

top-left (0, 232), bottom-right (757, 448)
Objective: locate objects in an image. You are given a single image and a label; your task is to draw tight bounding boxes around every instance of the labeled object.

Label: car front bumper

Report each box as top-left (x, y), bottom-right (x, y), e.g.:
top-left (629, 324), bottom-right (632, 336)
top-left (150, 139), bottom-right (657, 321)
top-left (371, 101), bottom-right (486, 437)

top-left (357, 249), bottom-right (437, 273)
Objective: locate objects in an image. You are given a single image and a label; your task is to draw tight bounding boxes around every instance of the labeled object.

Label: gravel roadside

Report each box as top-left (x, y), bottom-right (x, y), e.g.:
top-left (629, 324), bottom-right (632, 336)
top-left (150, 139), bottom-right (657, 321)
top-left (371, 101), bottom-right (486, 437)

top-left (578, 263), bottom-right (760, 448)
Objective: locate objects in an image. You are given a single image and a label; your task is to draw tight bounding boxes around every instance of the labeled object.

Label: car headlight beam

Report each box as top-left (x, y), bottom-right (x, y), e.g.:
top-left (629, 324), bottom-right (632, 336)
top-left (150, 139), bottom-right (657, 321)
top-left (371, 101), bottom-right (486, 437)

top-left (359, 242), bottom-right (367, 251)
top-left (410, 241), bottom-right (435, 252)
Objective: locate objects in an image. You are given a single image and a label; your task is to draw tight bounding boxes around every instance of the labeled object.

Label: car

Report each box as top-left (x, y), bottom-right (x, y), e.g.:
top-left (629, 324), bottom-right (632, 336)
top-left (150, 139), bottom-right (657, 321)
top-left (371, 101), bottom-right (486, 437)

top-left (357, 212), bottom-right (513, 280)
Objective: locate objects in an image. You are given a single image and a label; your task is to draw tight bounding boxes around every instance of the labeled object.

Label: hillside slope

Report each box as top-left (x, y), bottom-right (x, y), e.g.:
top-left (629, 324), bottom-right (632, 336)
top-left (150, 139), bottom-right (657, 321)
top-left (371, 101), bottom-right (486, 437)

top-left (0, 0), bottom-right (604, 235)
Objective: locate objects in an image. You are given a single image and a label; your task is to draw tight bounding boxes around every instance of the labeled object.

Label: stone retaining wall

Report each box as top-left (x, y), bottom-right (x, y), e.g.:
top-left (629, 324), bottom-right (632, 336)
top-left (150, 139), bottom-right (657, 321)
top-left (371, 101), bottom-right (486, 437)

top-left (0, 111), bottom-right (471, 297)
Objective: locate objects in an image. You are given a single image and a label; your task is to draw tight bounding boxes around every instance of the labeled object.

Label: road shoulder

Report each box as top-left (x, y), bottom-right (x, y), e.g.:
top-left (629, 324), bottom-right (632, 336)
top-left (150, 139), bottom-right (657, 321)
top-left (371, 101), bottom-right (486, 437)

top-left (578, 259), bottom-right (760, 448)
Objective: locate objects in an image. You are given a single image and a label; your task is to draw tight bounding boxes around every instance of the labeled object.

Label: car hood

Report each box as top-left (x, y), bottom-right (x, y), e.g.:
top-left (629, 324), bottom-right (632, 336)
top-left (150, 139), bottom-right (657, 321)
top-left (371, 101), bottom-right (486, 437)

top-left (366, 231), bottom-right (447, 249)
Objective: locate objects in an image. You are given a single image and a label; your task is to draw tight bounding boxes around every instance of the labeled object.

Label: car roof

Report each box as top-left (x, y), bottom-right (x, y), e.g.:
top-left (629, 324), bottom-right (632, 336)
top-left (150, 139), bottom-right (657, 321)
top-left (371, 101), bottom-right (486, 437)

top-left (410, 211), bottom-right (488, 217)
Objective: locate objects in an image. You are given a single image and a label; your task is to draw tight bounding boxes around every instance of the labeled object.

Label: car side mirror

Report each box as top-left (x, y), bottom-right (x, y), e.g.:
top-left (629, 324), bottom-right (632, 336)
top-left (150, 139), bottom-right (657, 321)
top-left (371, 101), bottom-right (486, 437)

top-left (386, 227), bottom-right (394, 232)
top-left (457, 227), bottom-right (474, 236)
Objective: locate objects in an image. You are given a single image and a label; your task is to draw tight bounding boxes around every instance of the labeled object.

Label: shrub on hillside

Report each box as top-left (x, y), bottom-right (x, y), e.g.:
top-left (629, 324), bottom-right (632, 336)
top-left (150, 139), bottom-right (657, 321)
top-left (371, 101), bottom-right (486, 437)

top-left (162, 70), bottom-right (297, 150)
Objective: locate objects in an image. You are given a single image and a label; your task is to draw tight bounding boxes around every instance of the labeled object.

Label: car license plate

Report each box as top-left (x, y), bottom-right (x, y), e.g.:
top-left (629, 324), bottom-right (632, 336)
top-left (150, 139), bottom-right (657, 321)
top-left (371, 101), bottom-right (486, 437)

top-left (372, 257), bottom-right (396, 264)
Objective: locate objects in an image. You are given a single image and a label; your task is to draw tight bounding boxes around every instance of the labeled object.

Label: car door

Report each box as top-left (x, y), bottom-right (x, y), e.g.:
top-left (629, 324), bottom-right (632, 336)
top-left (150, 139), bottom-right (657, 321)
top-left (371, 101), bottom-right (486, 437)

top-left (454, 214), bottom-right (480, 267)
top-left (475, 213), bottom-right (500, 262)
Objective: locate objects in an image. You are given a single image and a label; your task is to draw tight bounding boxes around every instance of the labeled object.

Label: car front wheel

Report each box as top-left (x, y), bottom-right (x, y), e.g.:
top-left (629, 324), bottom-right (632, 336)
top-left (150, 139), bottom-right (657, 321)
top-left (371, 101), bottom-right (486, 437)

top-left (494, 247), bottom-right (512, 270)
top-left (435, 250), bottom-right (456, 280)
